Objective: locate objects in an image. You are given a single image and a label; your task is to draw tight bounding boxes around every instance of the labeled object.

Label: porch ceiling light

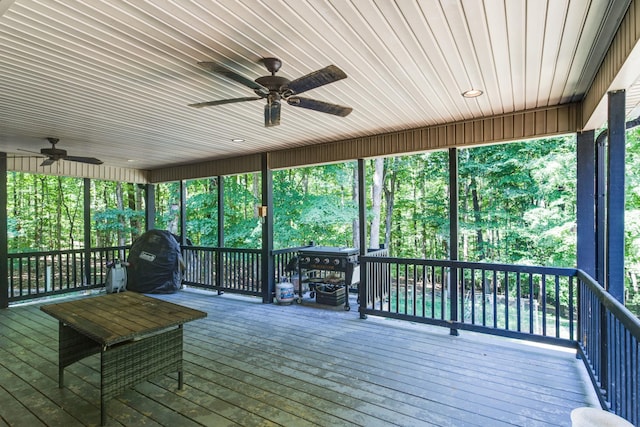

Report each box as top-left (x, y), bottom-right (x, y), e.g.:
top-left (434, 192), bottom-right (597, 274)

top-left (462, 89), bottom-right (483, 98)
top-left (231, 138), bottom-right (245, 143)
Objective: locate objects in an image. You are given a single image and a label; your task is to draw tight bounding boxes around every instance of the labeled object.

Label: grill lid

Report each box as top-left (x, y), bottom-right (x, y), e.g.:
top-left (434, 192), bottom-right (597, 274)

top-left (298, 246), bottom-right (359, 257)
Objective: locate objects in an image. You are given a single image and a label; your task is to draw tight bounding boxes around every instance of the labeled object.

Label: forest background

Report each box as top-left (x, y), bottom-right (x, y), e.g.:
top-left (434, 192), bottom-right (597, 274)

top-left (7, 128), bottom-right (640, 315)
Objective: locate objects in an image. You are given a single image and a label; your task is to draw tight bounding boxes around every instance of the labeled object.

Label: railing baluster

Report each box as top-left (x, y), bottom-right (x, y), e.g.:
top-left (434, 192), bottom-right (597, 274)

top-left (504, 271), bottom-right (509, 331)
top-left (516, 272), bottom-right (521, 332)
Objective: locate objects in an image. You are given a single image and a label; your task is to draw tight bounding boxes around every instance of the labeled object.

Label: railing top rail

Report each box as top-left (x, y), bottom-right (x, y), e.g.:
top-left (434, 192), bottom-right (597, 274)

top-left (8, 246), bottom-right (130, 258)
top-left (182, 246), bottom-right (261, 254)
top-left (577, 269), bottom-right (640, 338)
top-left (271, 245), bottom-right (314, 255)
top-left (359, 255), bottom-right (578, 276)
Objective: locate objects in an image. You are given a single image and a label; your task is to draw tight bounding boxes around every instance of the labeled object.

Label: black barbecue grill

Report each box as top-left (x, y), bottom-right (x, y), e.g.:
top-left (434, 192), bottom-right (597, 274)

top-left (297, 246), bottom-right (360, 310)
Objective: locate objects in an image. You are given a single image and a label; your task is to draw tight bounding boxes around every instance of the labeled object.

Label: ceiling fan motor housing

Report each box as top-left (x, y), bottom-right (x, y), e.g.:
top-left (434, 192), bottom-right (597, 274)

top-left (254, 75), bottom-right (290, 94)
top-left (41, 147), bottom-right (67, 159)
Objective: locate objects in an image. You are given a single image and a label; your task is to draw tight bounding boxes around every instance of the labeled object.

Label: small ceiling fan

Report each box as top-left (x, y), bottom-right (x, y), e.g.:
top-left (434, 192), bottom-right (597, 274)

top-left (189, 58), bottom-right (353, 127)
top-left (17, 137), bottom-right (103, 167)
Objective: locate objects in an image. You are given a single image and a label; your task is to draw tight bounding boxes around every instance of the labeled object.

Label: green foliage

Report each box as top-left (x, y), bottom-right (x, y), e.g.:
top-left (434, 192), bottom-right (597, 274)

top-left (457, 137), bottom-right (576, 267)
top-left (624, 128), bottom-right (640, 312)
top-left (273, 163), bottom-right (358, 248)
top-left (186, 178), bottom-right (219, 246)
top-left (7, 175), bottom-right (145, 252)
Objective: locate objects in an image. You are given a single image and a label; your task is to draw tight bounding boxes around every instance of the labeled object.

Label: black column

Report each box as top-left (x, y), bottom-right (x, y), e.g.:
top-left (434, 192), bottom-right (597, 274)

top-left (179, 180), bottom-right (187, 245)
top-left (576, 130), bottom-right (596, 278)
top-left (83, 178), bottom-right (92, 287)
top-left (358, 159), bottom-right (366, 254)
top-left (217, 176), bottom-right (224, 247)
top-left (596, 131), bottom-right (606, 286)
top-left (0, 153), bottom-right (8, 308)
top-left (216, 176), bottom-right (224, 292)
top-left (449, 148), bottom-right (459, 335)
top-left (606, 90), bottom-right (626, 302)
top-left (145, 183), bottom-right (155, 231)
top-left (357, 159), bottom-right (368, 319)
top-left (261, 153), bottom-right (274, 303)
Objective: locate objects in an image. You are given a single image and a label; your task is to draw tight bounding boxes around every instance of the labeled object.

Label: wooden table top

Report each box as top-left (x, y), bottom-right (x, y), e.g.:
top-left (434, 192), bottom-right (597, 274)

top-left (40, 292), bottom-right (207, 346)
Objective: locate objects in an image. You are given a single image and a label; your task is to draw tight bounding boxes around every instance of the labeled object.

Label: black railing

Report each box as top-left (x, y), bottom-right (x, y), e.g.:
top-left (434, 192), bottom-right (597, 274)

top-left (359, 256), bottom-right (578, 343)
top-left (182, 246), bottom-right (263, 296)
top-left (359, 255), bottom-right (640, 424)
top-left (7, 245), bottom-right (299, 303)
top-left (7, 246), bottom-right (129, 303)
top-left (182, 245), bottom-right (310, 298)
top-left (577, 271), bottom-right (640, 425)
top-left (273, 246), bottom-right (308, 282)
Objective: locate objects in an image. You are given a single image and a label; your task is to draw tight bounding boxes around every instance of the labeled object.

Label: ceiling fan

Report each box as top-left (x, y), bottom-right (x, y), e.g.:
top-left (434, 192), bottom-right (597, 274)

top-left (189, 58), bottom-right (353, 127)
top-left (17, 137), bottom-right (103, 166)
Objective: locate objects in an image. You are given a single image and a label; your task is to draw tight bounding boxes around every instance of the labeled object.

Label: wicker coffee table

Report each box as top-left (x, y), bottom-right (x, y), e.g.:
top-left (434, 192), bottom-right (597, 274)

top-left (41, 292), bottom-right (207, 425)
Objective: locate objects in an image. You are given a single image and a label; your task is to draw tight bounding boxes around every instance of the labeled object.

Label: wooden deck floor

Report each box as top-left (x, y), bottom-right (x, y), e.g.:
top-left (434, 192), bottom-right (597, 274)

top-left (0, 288), bottom-right (598, 427)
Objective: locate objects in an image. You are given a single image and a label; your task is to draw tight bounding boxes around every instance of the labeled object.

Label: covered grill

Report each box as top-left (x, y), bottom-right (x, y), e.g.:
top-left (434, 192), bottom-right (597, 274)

top-left (297, 246), bottom-right (359, 310)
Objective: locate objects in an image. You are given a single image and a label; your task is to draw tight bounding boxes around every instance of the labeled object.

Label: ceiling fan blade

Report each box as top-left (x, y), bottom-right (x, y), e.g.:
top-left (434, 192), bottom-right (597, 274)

top-left (264, 100), bottom-right (281, 127)
top-left (17, 148), bottom-right (43, 156)
top-left (285, 65), bottom-right (347, 95)
top-left (198, 62), bottom-right (269, 96)
top-left (65, 156), bottom-right (103, 165)
top-left (188, 97), bottom-right (262, 108)
top-left (287, 97), bottom-right (353, 117)
top-left (40, 158), bottom-right (55, 166)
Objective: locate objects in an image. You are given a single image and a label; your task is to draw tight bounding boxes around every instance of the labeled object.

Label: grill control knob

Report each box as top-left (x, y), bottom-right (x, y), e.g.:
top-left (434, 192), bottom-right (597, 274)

top-left (314, 257), bottom-right (320, 264)
top-left (323, 258), bottom-right (330, 264)
top-left (333, 259), bottom-right (340, 265)
top-left (304, 257), bottom-right (310, 263)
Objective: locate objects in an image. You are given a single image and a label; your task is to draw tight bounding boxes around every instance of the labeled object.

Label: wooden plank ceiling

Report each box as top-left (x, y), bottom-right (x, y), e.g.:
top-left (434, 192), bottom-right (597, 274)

top-left (0, 0), bottom-right (637, 179)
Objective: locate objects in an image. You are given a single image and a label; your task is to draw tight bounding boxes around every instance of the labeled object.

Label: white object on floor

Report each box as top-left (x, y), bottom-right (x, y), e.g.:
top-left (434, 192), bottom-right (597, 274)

top-left (571, 407), bottom-right (634, 427)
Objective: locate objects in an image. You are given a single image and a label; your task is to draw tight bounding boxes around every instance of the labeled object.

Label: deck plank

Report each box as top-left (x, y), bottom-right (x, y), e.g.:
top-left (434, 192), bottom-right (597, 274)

top-left (0, 289), bottom-right (597, 426)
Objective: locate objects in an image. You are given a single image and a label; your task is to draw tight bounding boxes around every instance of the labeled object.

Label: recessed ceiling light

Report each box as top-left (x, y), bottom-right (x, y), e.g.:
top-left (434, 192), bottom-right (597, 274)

top-left (231, 138), bottom-right (245, 143)
top-left (127, 159), bottom-right (136, 163)
top-left (462, 89), bottom-right (483, 98)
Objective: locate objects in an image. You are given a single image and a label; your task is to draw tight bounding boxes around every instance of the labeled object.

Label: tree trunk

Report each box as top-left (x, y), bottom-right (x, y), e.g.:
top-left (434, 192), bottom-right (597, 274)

top-left (116, 182), bottom-right (126, 247)
top-left (58, 177), bottom-right (78, 250)
top-left (470, 177), bottom-right (484, 260)
top-left (384, 158), bottom-right (396, 251)
top-left (369, 158), bottom-right (384, 249)
top-left (127, 183), bottom-right (139, 242)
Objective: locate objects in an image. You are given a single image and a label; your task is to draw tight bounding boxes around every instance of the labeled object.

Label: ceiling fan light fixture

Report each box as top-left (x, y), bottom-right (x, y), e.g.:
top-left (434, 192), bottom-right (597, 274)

top-left (462, 89), bottom-right (483, 98)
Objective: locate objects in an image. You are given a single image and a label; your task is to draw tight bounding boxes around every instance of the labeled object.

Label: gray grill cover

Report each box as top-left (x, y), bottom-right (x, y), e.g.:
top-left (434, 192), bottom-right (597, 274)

top-left (126, 230), bottom-right (183, 294)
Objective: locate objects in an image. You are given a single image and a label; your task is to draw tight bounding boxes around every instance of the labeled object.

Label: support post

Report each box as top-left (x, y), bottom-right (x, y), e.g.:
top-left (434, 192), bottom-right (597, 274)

top-left (179, 180), bottom-right (187, 245)
top-left (357, 159), bottom-right (367, 319)
top-left (0, 153), bottom-right (7, 308)
top-left (596, 131), bottom-right (606, 286)
top-left (577, 130), bottom-right (596, 278)
top-left (606, 90), bottom-right (626, 303)
top-left (261, 154), bottom-right (274, 303)
top-left (358, 159), bottom-right (366, 255)
top-left (83, 178), bottom-right (92, 287)
top-left (216, 176), bottom-right (224, 293)
top-left (145, 184), bottom-right (155, 231)
top-left (449, 148), bottom-right (459, 335)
